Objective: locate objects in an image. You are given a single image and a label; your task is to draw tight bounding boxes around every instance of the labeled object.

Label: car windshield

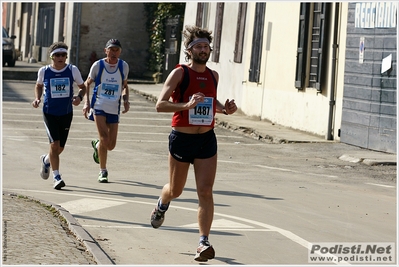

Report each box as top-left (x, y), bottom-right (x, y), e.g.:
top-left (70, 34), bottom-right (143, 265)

top-left (3, 27), bottom-right (9, 38)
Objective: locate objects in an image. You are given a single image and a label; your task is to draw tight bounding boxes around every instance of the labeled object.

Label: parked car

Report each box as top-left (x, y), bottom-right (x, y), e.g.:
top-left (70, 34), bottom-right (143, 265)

top-left (2, 27), bottom-right (17, 67)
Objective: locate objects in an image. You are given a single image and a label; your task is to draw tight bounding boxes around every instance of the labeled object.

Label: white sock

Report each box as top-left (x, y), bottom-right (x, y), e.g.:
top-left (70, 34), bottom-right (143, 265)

top-left (53, 170), bottom-right (60, 177)
top-left (44, 154), bottom-right (50, 164)
top-left (96, 141), bottom-right (100, 149)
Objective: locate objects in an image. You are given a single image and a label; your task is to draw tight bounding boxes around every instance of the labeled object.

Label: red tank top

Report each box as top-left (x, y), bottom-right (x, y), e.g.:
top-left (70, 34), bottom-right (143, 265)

top-left (171, 64), bottom-right (217, 127)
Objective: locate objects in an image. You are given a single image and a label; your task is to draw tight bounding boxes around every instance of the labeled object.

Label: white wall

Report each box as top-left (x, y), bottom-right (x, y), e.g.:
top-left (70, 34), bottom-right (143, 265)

top-left (181, 2), bottom-right (349, 138)
top-left (181, 3), bottom-right (248, 112)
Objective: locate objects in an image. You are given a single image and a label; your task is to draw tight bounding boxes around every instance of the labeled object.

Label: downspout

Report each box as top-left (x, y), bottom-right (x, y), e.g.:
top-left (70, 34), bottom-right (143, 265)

top-left (28, 3), bottom-right (37, 63)
top-left (74, 3), bottom-right (82, 68)
top-left (327, 2), bottom-right (340, 140)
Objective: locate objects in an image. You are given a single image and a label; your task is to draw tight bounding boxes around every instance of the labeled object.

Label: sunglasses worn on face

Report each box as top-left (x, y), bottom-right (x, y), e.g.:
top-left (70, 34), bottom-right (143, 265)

top-left (54, 53), bottom-right (67, 57)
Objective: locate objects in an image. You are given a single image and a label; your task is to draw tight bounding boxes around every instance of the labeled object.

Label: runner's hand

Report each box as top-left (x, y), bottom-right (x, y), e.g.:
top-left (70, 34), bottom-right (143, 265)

top-left (32, 99), bottom-right (41, 108)
top-left (122, 100), bottom-right (130, 114)
top-left (224, 99), bottom-right (237, 115)
top-left (186, 92), bottom-right (205, 109)
top-left (83, 102), bottom-right (90, 119)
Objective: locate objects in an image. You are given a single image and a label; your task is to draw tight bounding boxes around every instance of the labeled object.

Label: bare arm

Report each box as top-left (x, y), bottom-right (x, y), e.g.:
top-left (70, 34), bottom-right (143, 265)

top-left (32, 83), bottom-right (43, 108)
top-left (76, 83), bottom-right (86, 99)
top-left (84, 77), bottom-right (93, 102)
top-left (121, 79), bottom-right (130, 114)
top-left (155, 67), bottom-right (205, 113)
top-left (82, 77), bottom-right (93, 118)
top-left (72, 83), bottom-right (87, 106)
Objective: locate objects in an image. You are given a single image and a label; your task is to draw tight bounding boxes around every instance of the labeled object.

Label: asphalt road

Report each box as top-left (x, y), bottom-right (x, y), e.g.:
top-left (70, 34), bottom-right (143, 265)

top-left (2, 80), bottom-right (396, 265)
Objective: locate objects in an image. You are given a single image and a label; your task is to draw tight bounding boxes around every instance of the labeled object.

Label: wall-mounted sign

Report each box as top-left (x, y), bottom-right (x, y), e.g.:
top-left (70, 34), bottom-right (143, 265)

top-left (359, 37), bottom-right (365, 64)
top-left (381, 54), bottom-right (392, 74)
top-left (355, 2), bottom-right (397, 28)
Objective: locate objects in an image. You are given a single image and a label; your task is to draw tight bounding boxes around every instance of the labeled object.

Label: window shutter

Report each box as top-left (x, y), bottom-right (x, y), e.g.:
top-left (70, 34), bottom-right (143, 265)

top-left (249, 3), bottom-right (266, 83)
top-left (234, 3), bottom-right (247, 63)
top-left (196, 3), bottom-right (204, 27)
top-left (212, 3), bottom-right (224, 63)
top-left (314, 3), bottom-right (329, 91)
top-left (295, 3), bottom-right (310, 89)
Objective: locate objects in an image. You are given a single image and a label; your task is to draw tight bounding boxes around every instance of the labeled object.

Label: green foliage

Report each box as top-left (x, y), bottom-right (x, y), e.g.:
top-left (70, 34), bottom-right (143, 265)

top-left (144, 3), bottom-right (185, 73)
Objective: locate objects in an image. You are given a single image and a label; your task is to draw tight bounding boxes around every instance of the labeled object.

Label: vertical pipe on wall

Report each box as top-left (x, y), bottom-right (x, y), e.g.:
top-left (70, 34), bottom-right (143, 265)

top-left (327, 2), bottom-right (340, 140)
top-left (74, 3), bottom-right (82, 67)
top-left (28, 3), bottom-right (37, 62)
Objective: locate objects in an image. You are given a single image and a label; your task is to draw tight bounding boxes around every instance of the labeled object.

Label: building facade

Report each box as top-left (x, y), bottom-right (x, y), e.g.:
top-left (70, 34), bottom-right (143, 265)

top-left (2, 2), bottom-right (150, 78)
top-left (340, 2), bottom-right (397, 153)
top-left (3, 2), bottom-right (397, 153)
top-left (180, 2), bottom-right (396, 153)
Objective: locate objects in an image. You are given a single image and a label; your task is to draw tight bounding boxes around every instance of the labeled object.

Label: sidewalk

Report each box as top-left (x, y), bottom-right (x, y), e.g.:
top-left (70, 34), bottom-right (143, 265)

top-left (2, 60), bottom-right (396, 265)
top-left (2, 191), bottom-right (114, 265)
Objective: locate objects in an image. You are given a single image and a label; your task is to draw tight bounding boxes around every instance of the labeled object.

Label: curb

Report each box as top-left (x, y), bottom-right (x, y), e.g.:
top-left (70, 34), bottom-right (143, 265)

top-left (56, 205), bottom-right (115, 265)
top-left (2, 71), bottom-right (38, 81)
top-left (2, 191), bottom-right (115, 265)
top-left (338, 154), bottom-right (396, 166)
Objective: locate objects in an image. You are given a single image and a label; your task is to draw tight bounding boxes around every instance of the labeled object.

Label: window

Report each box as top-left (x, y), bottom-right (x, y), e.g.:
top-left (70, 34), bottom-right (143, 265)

top-left (234, 3), bottom-right (247, 63)
top-left (295, 3), bottom-right (330, 91)
top-left (196, 3), bottom-right (209, 28)
top-left (212, 3), bottom-right (224, 63)
top-left (248, 3), bottom-right (266, 83)
top-left (196, 3), bottom-right (204, 27)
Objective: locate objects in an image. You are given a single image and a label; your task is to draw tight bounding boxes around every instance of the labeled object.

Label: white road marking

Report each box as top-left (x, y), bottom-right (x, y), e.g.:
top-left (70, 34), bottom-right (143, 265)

top-left (218, 160), bottom-right (247, 164)
top-left (2, 119), bottom-right (171, 127)
top-left (5, 137), bottom-right (29, 141)
top-left (181, 218), bottom-right (255, 229)
top-left (59, 198), bottom-right (126, 214)
top-left (255, 164), bottom-right (339, 178)
top-left (81, 225), bottom-right (272, 232)
top-left (218, 160), bottom-right (339, 178)
top-left (365, 183), bottom-right (395, 188)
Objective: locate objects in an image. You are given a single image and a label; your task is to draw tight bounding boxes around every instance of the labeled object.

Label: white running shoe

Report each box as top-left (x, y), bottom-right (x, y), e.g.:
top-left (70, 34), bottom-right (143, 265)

top-left (40, 154), bottom-right (50, 180)
top-left (194, 240), bottom-right (215, 262)
top-left (53, 175), bottom-right (65, 190)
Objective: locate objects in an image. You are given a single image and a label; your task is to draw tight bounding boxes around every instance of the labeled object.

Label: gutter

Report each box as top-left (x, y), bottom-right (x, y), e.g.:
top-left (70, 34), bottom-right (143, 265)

top-left (327, 3), bottom-right (340, 140)
top-left (74, 3), bottom-right (82, 68)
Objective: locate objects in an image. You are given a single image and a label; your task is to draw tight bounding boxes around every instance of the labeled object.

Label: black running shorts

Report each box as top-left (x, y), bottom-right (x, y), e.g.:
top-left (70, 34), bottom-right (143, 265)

top-left (169, 129), bottom-right (217, 163)
top-left (43, 112), bottom-right (73, 147)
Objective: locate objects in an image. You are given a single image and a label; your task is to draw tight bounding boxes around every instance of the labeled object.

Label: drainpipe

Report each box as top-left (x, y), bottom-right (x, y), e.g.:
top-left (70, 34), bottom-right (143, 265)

top-left (327, 2), bottom-right (340, 140)
top-left (28, 3), bottom-right (37, 63)
top-left (74, 3), bottom-right (82, 68)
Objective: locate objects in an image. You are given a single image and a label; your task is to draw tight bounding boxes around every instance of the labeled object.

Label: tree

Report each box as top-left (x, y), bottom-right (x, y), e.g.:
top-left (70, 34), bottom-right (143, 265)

top-left (144, 3), bottom-right (185, 73)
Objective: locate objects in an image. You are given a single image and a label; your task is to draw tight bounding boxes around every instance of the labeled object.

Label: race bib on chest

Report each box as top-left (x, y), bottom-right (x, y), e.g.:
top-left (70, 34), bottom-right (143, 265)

top-left (50, 78), bottom-right (70, 98)
top-left (100, 83), bottom-right (119, 100)
top-left (188, 96), bottom-right (214, 125)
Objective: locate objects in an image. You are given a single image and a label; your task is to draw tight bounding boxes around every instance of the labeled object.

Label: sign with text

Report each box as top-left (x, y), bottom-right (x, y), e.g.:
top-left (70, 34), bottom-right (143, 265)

top-left (308, 242), bottom-right (395, 264)
top-left (355, 2), bottom-right (397, 28)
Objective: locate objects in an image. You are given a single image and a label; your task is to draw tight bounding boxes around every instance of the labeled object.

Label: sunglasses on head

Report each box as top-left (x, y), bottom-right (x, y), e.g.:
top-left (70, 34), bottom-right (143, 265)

top-left (53, 53), bottom-right (67, 57)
